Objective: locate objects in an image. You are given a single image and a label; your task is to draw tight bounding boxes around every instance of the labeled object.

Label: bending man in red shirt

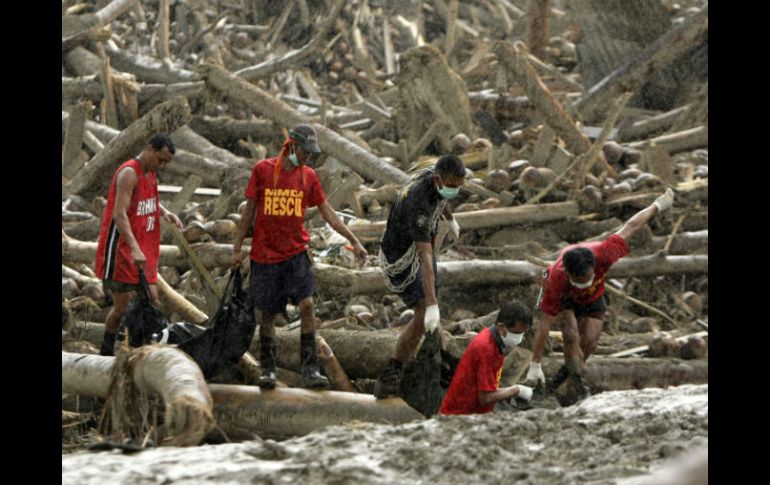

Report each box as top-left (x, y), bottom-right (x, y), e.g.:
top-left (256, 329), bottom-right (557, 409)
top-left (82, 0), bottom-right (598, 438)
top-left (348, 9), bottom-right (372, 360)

top-left (523, 188), bottom-right (675, 400)
top-left (230, 124), bottom-right (367, 389)
top-left (440, 301), bottom-right (534, 415)
top-left (94, 134), bottom-right (184, 356)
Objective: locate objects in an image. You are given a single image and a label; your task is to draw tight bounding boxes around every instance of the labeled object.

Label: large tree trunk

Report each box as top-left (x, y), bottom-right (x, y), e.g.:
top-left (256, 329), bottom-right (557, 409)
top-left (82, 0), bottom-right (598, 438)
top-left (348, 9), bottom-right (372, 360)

top-left (63, 238), bottom-right (708, 292)
top-left (63, 96), bottom-right (192, 198)
top-left (199, 63), bottom-right (411, 186)
top-left (62, 350), bottom-right (422, 441)
top-left (63, 348), bottom-right (214, 446)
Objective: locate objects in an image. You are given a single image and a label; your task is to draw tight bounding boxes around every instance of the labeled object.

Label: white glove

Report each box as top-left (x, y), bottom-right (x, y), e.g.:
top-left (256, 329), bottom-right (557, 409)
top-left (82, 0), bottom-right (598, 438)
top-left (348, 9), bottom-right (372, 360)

top-left (424, 304), bottom-right (440, 334)
top-left (448, 217), bottom-right (460, 239)
top-left (652, 187), bottom-right (675, 212)
top-left (516, 384), bottom-right (533, 401)
top-left (525, 362), bottom-right (546, 386)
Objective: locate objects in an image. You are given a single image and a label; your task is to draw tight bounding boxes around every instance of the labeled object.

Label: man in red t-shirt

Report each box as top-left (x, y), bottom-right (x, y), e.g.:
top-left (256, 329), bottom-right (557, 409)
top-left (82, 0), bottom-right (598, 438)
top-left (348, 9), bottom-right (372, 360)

top-left (523, 188), bottom-right (676, 399)
top-left (94, 134), bottom-right (183, 356)
top-left (440, 301), bottom-right (534, 415)
top-left (230, 124), bottom-right (367, 389)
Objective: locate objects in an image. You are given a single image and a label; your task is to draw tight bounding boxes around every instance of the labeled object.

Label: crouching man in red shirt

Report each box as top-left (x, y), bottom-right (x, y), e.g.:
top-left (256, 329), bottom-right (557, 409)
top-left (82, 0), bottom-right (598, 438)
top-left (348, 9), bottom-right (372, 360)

top-left (524, 188), bottom-right (676, 400)
top-left (439, 302), bottom-right (534, 415)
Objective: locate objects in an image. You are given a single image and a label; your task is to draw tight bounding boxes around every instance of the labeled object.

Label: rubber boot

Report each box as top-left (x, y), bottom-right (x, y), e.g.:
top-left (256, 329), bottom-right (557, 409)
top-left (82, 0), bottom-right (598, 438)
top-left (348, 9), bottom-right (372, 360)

top-left (300, 332), bottom-right (329, 389)
top-left (258, 335), bottom-right (278, 389)
top-left (99, 331), bottom-right (116, 357)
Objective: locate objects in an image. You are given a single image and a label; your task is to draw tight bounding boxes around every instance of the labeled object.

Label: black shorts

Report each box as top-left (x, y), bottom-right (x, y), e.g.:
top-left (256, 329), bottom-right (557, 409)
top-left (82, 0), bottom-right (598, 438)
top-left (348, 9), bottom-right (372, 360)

top-left (560, 294), bottom-right (608, 320)
top-left (249, 252), bottom-right (315, 314)
top-left (102, 279), bottom-right (141, 294)
top-left (388, 252), bottom-right (439, 309)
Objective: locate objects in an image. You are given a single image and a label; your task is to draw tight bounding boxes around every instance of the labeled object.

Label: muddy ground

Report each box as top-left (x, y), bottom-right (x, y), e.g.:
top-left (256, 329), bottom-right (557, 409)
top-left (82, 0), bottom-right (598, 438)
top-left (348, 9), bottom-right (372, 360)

top-left (62, 383), bottom-right (707, 484)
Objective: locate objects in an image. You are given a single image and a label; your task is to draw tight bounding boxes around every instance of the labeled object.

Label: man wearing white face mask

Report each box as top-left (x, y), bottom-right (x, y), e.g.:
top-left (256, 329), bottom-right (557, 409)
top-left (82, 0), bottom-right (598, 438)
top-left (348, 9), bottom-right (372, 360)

top-left (524, 188), bottom-right (676, 400)
top-left (439, 302), bottom-right (534, 415)
top-left (374, 155), bottom-right (466, 399)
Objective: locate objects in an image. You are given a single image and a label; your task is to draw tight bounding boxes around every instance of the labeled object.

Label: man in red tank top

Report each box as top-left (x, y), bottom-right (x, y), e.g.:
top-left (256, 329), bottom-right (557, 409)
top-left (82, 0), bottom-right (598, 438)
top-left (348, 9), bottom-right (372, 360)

top-left (522, 188), bottom-right (676, 401)
top-left (230, 124), bottom-right (368, 389)
top-left (94, 134), bottom-right (183, 356)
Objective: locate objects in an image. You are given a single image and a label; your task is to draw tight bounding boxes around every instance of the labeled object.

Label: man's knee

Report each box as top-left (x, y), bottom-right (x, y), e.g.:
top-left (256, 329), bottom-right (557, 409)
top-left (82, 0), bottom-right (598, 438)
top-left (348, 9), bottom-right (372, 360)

top-left (559, 311), bottom-right (580, 345)
top-left (297, 297), bottom-right (314, 316)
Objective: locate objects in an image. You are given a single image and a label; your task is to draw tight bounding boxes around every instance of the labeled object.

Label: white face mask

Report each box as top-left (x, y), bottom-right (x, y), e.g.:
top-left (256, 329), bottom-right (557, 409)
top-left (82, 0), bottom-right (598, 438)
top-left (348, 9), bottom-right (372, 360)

top-left (502, 329), bottom-right (525, 348)
top-left (570, 277), bottom-right (594, 289)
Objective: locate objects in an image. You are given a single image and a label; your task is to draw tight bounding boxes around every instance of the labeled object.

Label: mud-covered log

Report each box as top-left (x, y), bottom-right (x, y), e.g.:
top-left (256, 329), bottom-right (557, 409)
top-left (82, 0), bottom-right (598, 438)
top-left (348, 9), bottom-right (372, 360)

top-left (63, 347), bottom-right (214, 447)
top-left (105, 42), bottom-right (200, 85)
top-left (541, 356), bottom-right (708, 394)
top-left (649, 230), bottom-right (707, 254)
top-left (574, 7), bottom-right (708, 124)
top-left (172, 126), bottom-right (252, 171)
top-left (199, 63), bottom-right (410, 186)
top-left (209, 384), bottom-right (422, 440)
top-left (63, 96), bottom-right (192, 198)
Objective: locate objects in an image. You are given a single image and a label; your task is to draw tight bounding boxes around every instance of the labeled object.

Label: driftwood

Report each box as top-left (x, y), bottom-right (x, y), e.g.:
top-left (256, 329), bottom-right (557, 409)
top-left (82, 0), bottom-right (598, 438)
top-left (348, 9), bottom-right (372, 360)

top-left (395, 45), bottom-right (475, 153)
top-left (189, 116), bottom-right (283, 147)
top-left (172, 126), bottom-right (252, 171)
top-left (626, 125), bottom-right (708, 155)
top-left (650, 230), bottom-right (708, 255)
top-left (348, 201), bottom-right (579, 239)
top-left (199, 63), bottom-right (410, 186)
top-left (235, 0), bottom-right (344, 81)
top-left (105, 42), bottom-right (199, 85)
top-left (62, 99), bottom-right (90, 179)
top-left (526, 0), bottom-right (549, 60)
top-left (62, 348), bottom-right (214, 447)
top-left (62, 0), bottom-right (139, 49)
top-left (467, 91), bottom-right (534, 124)
top-left (63, 237), bottom-right (708, 291)
top-left (63, 96), bottom-right (192, 198)
top-left (574, 7), bottom-right (708, 124)
top-left (617, 105), bottom-right (691, 142)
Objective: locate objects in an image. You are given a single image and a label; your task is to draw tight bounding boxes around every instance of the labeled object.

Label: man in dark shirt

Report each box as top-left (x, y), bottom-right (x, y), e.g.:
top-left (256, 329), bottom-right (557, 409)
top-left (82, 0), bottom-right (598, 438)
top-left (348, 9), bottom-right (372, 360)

top-left (374, 155), bottom-right (465, 399)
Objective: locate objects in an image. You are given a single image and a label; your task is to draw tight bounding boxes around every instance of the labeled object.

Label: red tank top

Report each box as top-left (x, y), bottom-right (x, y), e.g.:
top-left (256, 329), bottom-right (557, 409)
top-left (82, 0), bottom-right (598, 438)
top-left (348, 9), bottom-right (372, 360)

top-left (94, 159), bottom-right (161, 284)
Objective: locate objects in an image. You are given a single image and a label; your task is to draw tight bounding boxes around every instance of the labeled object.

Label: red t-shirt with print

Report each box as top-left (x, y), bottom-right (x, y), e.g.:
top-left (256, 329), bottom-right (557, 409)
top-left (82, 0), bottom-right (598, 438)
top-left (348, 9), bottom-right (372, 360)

top-left (245, 157), bottom-right (326, 264)
top-left (540, 234), bottom-right (629, 316)
top-left (439, 327), bottom-right (504, 415)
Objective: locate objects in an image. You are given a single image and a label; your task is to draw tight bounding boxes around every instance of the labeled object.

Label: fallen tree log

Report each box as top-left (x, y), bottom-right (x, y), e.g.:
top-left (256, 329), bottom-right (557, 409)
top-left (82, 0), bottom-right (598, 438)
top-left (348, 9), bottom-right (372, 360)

top-left (649, 230), bottom-right (707, 255)
top-left (172, 126), bottom-right (252, 171)
top-left (64, 239), bottom-right (708, 290)
top-left (189, 116), bottom-right (283, 147)
top-left (573, 7), bottom-right (708, 124)
top-left (347, 202), bottom-right (579, 238)
top-left (199, 63), bottom-right (411, 186)
top-left (468, 91), bottom-right (535, 124)
top-left (62, 350), bottom-right (422, 441)
top-left (63, 96), bottom-right (192, 198)
top-left (62, 99), bottom-right (90, 179)
top-left (617, 105), bottom-right (690, 142)
top-left (625, 125), bottom-right (708, 155)
top-left (63, 348), bottom-right (214, 446)
top-left (105, 41), bottom-right (199, 84)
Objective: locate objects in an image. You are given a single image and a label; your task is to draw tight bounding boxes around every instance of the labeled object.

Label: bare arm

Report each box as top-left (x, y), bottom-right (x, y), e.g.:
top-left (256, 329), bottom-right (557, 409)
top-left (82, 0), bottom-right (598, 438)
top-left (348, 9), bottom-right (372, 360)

top-left (441, 204), bottom-right (454, 220)
top-left (230, 199), bottom-right (256, 267)
top-left (531, 312), bottom-right (557, 363)
top-left (318, 201), bottom-right (367, 260)
top-left (159, 203), bottom-right (183, 229)
top-left (479, 385), bottom-right (525, 407)
top-left (614, 204), bottom-right (659, 242)
top-left (113, 167), bottom-right (144, 267)
top-left (416, 241), bottom-right (437, 306)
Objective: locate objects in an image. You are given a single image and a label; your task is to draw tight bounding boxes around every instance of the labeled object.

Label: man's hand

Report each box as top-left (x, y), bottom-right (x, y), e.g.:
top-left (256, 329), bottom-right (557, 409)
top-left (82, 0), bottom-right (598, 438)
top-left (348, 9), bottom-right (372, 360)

top-left (351, 241), bottom-right (368, 262)
top-left (424, 304), bottom-right (440, 334)
top-left (164, 211), bottom-right (183, 229)
top-left (131, 247), bottom-right (147, 269)
top-left (524, 362), bottom-right (546, 387)
top-left (230, 250), bottom-right (245, 269)
top-left (652, 188), bottom-right (675, 213)
top-left (448, 217), bottom-right (460, 239)
top-left (516, 384), bottom-right (533, 401)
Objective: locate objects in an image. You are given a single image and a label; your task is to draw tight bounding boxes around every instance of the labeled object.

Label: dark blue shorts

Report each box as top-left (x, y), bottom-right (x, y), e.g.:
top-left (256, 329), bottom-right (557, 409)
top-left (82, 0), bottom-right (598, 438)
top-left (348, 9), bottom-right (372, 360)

top-left (249, 252), bottom-right (315, 314)
top-left (388, 252), bottom-right (439, 309)
top-left (560, 294), bottom-right (608, 320)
